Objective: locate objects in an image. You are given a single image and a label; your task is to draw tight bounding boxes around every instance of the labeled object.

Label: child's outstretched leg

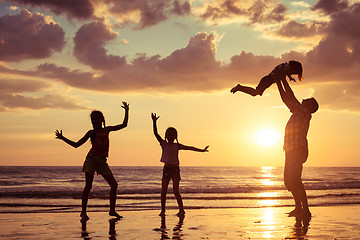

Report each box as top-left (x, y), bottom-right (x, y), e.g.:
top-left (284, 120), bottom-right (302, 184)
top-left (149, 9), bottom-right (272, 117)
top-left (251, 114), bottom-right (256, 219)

top-left (231, 84), bottom-right (260, 96)
top-left (81, 172), bottom-right (94, 221)
top-left (160, 178), bottom-right (170, 216)
top-left (102, 173), bottom-right (122, 219)
top-left (173, 179), bottom-right (185, 216)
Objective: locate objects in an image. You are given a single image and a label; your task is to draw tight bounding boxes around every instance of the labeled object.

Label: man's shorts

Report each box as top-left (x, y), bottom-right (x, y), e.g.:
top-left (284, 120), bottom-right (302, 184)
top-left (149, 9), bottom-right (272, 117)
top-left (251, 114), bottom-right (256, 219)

top-left (162, 165), bottom-right (181, 181)
top-left (256, 75), bottom-right (274, 96)
top-left (82, 154), bottom-right (113, 175)
top-left (284, 148), bottom-right (308, 191)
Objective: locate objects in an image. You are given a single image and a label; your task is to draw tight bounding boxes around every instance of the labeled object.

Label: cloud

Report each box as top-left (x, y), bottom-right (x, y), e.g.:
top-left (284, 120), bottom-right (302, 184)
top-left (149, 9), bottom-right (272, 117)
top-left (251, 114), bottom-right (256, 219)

top-left (0, 93), bottom-right (87, 111)
top-left (312, 0), bottom-right (349, 15)
top-left (199, 0), bottom-right (287, 25)
top-left (73, 20), bottom-right (126, 70)
top-left (0, 9), bottom-right (66, 62)
top-left (8, 0), bottom-right (95, 20)
top-left (121, 39), bottom-right (130, 44)
top-left (291, 1), bottom-right (311, 8)
top-left (172, 0), bottom-right (191, 15)
top-left (7, 0), bottom-right (192, 29)
top-left (2, 1), bottom-right (360, 112)
top-left (0, 78), bottom-right (87, 111)
top-left (106, 0), bottom-right (192, 29)
top-left (273, 20), bottom-right (327, 39)
top-left (313, 82), bottom-right (360, 112)
top-left (0, 31), bottom-right (225, 92)
top-left (304, 2), bottom-right (360, 78)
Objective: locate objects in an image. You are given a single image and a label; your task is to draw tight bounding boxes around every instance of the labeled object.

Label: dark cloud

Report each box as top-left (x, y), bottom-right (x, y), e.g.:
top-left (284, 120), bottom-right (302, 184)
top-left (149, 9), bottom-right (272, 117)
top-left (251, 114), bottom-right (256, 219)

top-left (159, 32), bottom-right (220, 74)
top-left (248, 1), bottom-right (286, 24)
top-left (312, 0), bottom-right (349, 15)
top-left (200, 0), bottom-right (287, 24)
top-left (305, 2), bottom-right (360, 74)
top-left (8, 0), bottom-right (94, 20)
top-left (273, 20), bottom-right (327, 38)
top-left (0, 32), bottom-right (225, 92)
top-left (172, 0), bottom-right (191, 15)
top-left (107, 0), bottom-right (169, 29)
top-left (7, 0), bottom-right (189, 29)
top-left (201, 0), bottom-right (246, 21)
top-left (0, 9), bottom-right (66, 62)
top-left (73, 20), bottom-right (126, 70)
top-left (0, 78), bottom-right (87, 111)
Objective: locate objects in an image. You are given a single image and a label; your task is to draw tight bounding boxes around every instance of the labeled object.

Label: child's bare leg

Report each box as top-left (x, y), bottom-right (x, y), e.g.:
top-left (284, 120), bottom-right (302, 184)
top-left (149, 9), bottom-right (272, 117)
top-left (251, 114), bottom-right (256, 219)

top-left (160, 178), bottom-right (170, 216)
top-left (102, 173), bottom-right (122, 219)
top-left (238, 84), bottom-right (260, 96)
top-left (173, 179), bottom-right (185, 215)
top-left (81, 172), bottom-right (94, 221)
top-left (231, 84), bottom-right (259, 96)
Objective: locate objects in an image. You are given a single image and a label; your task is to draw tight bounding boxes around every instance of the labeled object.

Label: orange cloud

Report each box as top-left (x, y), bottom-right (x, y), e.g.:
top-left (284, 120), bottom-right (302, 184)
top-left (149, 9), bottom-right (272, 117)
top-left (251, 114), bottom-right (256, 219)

top-left (0, 78), bottom-right (87, 111)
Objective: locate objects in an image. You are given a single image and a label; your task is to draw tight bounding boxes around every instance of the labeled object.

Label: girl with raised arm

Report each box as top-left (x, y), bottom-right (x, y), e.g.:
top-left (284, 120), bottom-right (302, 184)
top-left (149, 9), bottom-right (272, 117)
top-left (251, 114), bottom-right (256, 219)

top-left (151, 113), bottom-right (209, 216)
top-left (55, 102), bottom-right (129, 221)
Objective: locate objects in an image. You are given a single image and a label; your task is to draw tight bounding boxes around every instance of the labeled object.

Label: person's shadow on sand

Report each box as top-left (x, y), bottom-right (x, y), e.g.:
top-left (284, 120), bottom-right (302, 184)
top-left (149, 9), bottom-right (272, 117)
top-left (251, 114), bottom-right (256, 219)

top-left (288, 215), bottom-right (311, 239)
top-left (80, 218), bottom-right (120, 240)
top-left (81, 219), bottom-right (91, 240)
top-left (109, 218), bottom-right (119, 240)
top-left (153, 214), bottom-right (185, 239)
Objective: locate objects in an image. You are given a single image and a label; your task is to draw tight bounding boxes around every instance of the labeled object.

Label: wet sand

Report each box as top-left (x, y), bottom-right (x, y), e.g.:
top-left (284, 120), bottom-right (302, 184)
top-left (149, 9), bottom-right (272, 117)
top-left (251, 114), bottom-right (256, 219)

top-left (0, 205), bottom-right (360, 239)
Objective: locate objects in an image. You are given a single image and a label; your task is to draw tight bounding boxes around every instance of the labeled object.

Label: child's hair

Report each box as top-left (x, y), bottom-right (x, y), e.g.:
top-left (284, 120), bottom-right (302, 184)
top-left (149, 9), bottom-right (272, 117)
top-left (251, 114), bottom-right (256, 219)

top-left (289, 60), bottom-right (303, 81)
top-left (90, 110), bottom-right (106, 144)
top-left (165, 127), bottom-right (179, 144)
top-left (306, 97), bottom-right (319, 114)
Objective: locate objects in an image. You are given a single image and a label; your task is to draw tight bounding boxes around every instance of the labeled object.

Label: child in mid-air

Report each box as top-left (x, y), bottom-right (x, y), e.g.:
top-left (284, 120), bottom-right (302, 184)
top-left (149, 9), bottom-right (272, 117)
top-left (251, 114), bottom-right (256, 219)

top-left (55, 102), bottom-right (129, 221)
top-left (151, 113), bottom-right (209, 216)
top-left (231, 60), bottom-right (303, 96)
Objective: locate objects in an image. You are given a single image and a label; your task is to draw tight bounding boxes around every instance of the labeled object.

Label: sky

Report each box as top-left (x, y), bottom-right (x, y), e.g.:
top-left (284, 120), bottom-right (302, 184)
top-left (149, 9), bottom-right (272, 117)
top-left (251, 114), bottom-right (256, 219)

top-left (0, 0), bottom-right (359, 167)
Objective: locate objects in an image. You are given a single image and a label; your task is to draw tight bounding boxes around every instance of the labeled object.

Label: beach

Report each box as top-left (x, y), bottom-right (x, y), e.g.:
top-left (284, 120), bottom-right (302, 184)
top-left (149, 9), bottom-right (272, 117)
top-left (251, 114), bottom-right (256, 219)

top-left (1, 205), bottom-right (360, 239)
top-left (1, 166), bottom-right (360, 239)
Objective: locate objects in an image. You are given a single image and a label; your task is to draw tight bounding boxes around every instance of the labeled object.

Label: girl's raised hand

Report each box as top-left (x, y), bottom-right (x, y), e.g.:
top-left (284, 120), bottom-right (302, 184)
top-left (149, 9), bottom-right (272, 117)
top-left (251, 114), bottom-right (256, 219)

top-left (151, 113), bottom-right (160, 121)
top-left (122, 101), bottom-right (129, 111)
top-left (203, 146), bottom-right (209, 152)
top-left (55, 130), bottom-right (63, 139)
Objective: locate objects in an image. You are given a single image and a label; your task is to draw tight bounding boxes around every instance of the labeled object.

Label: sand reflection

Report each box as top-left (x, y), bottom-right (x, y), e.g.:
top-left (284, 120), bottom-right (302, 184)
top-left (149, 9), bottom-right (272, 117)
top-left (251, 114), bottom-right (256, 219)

top-left (153, 214), bottom-right (185, 239)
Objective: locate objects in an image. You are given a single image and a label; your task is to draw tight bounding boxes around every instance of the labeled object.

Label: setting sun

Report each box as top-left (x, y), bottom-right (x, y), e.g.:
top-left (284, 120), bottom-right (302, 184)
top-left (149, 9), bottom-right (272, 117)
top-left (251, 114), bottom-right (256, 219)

top-left (254, 129), bottom-right (280, 146)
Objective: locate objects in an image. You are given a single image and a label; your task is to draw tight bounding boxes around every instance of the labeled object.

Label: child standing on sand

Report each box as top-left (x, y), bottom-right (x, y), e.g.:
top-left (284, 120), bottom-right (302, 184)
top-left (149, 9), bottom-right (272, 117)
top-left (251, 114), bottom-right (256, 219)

top-left (151, 113), bottom-right (209, 216)
top-left (55, 102), bottom-right (129, 221)
top-left (231, 60), bottom-right (303, 96)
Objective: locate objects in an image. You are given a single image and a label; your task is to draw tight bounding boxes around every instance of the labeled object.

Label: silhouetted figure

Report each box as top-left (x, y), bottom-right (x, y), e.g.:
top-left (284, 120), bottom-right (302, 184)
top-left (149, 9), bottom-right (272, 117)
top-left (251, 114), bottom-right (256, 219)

top-left (275, 79), bottom-right (318, 218)
top-left (55, 102), bottom-right (129, 221)
top-left (151, 113), bottom-right (209, 217)
top-left (231, 60), bottom-right (303, 96)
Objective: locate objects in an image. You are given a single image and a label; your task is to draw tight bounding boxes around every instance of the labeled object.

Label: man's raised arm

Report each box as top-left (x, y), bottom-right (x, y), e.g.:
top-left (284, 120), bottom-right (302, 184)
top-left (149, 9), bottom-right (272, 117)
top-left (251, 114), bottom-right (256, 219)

top-left (276, 79), bottom-right (300, 111)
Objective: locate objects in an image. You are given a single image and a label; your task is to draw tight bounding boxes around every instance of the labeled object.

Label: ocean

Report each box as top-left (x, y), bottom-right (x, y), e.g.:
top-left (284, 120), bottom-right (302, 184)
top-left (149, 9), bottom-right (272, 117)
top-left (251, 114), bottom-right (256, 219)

top-left (0, 166), bottom-right (359, 214)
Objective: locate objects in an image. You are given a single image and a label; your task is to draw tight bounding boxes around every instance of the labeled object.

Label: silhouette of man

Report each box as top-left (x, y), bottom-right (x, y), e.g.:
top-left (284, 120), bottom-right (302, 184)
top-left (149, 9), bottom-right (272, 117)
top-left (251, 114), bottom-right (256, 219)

top-left (275, 78), bottom-right (318, 218)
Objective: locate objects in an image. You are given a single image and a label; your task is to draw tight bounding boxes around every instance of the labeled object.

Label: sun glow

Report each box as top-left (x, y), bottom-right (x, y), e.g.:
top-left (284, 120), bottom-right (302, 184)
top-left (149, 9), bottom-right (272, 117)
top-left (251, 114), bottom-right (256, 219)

top-left (254, 129), bottom-right (280, 146)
